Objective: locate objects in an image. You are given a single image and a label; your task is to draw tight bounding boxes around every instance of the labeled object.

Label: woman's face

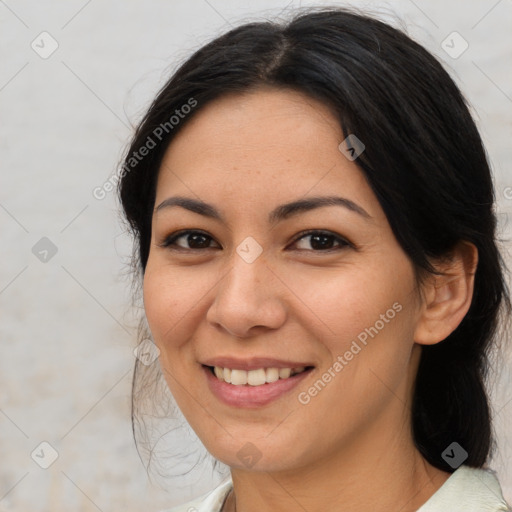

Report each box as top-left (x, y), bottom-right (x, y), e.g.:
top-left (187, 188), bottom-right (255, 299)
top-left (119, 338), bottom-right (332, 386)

top-left (143, 87), bottom-right (425, 472)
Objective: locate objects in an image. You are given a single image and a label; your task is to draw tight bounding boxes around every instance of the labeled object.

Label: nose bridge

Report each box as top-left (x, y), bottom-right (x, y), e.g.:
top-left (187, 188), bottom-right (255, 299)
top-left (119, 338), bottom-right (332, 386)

top-left (223, 241), bottom-right (269, 303)
top-left (207, 242), bottom-right (286, 335)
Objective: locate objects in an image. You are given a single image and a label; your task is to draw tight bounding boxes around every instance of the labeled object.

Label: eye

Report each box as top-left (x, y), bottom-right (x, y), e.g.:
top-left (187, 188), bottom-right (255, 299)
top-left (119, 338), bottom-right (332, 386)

top-left (291, 230), bottom-right (352, 252)
top-left (159, 229), bottom-right (352, 253)
top-left (159, 230), bottom-right (219, 251)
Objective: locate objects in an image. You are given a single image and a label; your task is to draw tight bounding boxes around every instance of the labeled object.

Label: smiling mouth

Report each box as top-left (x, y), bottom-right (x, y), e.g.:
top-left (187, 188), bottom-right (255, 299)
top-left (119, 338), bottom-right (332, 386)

top-left (204, 364), bottom-right (315, 386)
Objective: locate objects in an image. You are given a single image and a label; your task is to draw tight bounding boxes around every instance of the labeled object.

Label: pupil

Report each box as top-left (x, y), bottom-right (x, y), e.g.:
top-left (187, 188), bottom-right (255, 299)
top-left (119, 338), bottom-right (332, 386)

top-left (190, 234), bottom-right (208, 248)
top-left (311, 234), bottom-right (333, 250)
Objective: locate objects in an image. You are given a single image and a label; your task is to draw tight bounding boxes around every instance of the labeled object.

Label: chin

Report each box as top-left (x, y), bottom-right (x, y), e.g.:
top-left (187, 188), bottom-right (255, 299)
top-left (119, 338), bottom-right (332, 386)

top-left (205, 435), bottom-right (305, 473)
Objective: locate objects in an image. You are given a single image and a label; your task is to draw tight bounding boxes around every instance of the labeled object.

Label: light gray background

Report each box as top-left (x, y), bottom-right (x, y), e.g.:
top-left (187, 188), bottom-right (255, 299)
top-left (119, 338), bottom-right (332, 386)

top-left (1, 0), bottom-right (511, 510)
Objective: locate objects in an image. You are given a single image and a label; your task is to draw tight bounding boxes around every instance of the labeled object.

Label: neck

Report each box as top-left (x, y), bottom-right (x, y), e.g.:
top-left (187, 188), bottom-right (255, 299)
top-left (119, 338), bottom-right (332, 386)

top-left (224, 434), bottom-right (450, 512)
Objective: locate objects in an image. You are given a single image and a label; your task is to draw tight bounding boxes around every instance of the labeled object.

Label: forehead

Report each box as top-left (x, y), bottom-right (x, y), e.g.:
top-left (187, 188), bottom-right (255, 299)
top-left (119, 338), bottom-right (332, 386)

top-left (154, 87), bottom-right (379, 221)
top-left (159, 88), bottom-right (340, 169)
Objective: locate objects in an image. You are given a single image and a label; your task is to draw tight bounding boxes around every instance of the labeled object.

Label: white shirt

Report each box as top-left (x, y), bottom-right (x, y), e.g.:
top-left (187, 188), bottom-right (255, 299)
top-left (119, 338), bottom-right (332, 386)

top-left (162, 465), bottom-right (511, 512)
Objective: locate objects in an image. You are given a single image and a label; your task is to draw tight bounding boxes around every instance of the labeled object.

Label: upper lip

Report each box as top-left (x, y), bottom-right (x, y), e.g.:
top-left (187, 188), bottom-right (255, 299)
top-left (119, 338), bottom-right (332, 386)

top-left (202, 356), bottom-right (315, 371)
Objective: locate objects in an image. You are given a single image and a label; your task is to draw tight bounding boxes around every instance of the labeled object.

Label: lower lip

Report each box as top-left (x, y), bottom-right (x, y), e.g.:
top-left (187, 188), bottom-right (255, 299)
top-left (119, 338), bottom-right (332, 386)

top-left (203, 365), bottom-right (314, 408)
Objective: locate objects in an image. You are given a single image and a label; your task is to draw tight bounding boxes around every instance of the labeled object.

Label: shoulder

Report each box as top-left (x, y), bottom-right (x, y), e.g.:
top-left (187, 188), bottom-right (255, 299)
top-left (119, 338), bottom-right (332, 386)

top-left (160, 476), bottom-right (233, 512)
top-left (417, 465), bottom-right (511, 512)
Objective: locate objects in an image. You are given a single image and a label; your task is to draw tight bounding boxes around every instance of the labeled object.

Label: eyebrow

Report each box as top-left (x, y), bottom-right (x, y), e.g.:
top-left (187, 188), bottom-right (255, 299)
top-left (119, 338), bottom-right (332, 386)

top-left (154, 195), bottom-right (371, 224)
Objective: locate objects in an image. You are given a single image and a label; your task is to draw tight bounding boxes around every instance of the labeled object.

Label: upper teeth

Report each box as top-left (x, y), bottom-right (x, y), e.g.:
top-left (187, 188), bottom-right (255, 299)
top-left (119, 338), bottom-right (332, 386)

top-left (213, 366), bottom-right (306, 386)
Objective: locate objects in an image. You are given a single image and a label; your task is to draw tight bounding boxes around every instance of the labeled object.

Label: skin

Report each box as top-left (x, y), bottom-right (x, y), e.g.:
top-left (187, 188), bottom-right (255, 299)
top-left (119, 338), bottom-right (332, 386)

top-left (143, 87), bottom-right (477, 512)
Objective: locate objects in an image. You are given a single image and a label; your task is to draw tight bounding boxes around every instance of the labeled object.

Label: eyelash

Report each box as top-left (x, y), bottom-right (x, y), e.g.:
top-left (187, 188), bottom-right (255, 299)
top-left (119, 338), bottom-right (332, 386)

top-left (158, 229), bottom-right (353, 253)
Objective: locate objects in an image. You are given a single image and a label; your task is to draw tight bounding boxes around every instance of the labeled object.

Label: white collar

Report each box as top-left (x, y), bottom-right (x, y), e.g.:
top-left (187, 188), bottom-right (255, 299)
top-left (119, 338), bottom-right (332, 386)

top-left (164, 465), bottom-right (510, 512)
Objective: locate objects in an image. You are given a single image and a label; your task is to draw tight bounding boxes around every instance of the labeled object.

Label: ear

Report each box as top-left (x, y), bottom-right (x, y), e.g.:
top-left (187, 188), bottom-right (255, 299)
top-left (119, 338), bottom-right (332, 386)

top-left (414, 241), bottom-right (478, 346)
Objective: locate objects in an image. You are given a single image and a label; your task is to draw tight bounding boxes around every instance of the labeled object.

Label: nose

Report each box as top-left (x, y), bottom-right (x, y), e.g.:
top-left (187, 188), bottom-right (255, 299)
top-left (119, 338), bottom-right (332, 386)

top-left (206, 252), bottom-right (287, 338)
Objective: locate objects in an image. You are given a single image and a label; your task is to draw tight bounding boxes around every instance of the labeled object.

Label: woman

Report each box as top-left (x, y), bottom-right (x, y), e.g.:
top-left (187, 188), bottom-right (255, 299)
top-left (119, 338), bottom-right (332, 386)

top-left (117, 7), bottom-right (511, 512)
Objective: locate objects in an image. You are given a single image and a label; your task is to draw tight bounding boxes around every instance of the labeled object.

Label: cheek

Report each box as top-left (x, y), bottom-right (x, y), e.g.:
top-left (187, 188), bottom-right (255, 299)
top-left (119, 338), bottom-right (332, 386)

top-left (290, 264), bottom-right (409, 346)
top-left (297, 280), bottom-right (417, 442)
top-left (321, 272), bottom-right (417, 391)
top-left (142, 262), bottom-right (200, 349)
top-left (303, 260), bottom-right (418, 395)
top-left (142, 262), bottom-right (210, 405)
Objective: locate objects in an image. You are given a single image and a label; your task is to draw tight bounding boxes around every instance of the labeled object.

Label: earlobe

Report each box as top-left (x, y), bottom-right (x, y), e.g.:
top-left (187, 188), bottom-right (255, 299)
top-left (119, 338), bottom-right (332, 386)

top-left (414, 241), bottom-right (478, 346)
